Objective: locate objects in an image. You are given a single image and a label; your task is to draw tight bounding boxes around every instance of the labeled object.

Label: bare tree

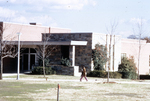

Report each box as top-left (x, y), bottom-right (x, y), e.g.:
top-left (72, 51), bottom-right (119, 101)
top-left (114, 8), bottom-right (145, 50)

top-left (132, 19), bottom-right (145, 80)
top-left (106, 20), bottom-right (118, 83)
top-left (35, 34), bottom-right (57, 77)
top-left (0, 22), bottom-right (18, 80)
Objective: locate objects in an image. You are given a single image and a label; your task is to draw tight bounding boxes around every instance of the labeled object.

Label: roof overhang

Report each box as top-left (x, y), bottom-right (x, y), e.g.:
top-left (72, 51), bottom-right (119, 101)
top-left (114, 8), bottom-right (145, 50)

top-left (5, 41), bottom-right (87, 46)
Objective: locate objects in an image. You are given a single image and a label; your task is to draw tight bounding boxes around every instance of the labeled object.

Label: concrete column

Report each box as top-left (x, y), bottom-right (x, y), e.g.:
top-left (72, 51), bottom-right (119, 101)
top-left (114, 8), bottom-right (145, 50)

top-left (72, 46), bottom-right (75, 66)
top-left (113, 35), bottom-right (115, 72)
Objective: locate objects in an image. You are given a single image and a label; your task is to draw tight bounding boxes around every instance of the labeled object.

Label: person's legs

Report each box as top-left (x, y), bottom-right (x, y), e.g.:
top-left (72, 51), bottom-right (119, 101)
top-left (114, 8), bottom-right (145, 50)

top-left (80, 76), bottom-right (83, 81)
top-left (84, 76), bottom-right (88, 81)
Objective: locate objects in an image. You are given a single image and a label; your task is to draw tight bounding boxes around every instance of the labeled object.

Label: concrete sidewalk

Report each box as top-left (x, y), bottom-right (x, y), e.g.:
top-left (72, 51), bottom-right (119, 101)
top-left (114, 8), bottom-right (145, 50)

top-left (2, 73), bottom-right (24, 76)
top-left (2, 73), bottom-right (150, 84)
top-left (2, 78), bottom-right (150, 84)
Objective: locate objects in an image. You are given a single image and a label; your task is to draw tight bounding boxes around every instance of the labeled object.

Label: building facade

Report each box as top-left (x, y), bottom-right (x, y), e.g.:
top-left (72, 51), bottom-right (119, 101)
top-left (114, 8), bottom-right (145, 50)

top-left (0, 22), bottom-right (149, 75)
top-left (121, 38), bottom-right (150, 75)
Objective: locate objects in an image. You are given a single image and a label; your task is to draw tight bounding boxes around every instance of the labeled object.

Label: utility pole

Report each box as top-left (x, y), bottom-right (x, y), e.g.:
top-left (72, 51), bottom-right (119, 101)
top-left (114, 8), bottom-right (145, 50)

top-left (17, 32), bottom-right (21, 80)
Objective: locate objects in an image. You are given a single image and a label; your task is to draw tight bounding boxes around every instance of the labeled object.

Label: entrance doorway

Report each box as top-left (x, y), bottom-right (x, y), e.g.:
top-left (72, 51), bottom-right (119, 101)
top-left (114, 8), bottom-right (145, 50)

top-left (61, 46), bottom-right (69, 59)
top-left (22, 48), bottom-right (36, 71)
top-left (23, 54), bottom-right (28, 70)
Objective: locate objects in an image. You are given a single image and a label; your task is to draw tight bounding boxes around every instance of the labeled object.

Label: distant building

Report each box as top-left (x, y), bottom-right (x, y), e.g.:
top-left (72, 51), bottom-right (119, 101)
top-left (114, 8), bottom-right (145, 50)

top-left (0, 22), bottom-right (149, 76)
top-left (121, 38), bottom-right (150, 75)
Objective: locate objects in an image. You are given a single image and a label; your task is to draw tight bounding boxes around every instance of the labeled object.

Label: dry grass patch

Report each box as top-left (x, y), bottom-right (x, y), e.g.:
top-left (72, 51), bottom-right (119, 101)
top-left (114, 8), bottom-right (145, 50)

top-left (1, 74), bottom-right (150, 101)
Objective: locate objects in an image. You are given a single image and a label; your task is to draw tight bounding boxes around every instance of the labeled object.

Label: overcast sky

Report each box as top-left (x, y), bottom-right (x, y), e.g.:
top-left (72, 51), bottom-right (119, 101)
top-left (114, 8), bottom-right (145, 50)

top-left (0, 0), bottom-right (150, 38)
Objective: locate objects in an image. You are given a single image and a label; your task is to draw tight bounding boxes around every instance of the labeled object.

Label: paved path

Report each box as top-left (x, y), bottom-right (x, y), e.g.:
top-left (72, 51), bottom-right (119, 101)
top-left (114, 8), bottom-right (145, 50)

top-left (3, 78), bottom-right (150, 84)
top-left (2, 73), bottom-right (150, 84)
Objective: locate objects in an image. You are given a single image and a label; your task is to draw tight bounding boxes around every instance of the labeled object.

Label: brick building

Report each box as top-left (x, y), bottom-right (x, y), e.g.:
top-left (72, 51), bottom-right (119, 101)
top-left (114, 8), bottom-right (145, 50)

top-left (0, 22), bottom-right (149, 76)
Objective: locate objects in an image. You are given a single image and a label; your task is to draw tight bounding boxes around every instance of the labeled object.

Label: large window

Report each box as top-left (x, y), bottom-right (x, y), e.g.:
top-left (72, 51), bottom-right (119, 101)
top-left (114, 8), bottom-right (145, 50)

top-left (22, 48), bottom-right (36, 71)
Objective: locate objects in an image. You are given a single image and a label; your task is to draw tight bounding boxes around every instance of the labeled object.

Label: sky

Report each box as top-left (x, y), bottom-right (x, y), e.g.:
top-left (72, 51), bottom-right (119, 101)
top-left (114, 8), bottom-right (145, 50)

top-left (0, 0), bottom-right (150, 38)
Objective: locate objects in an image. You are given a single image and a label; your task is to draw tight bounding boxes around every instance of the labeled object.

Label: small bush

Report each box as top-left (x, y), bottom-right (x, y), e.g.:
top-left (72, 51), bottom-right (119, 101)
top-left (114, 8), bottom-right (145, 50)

top-left (38, 58), bottom-right (50, 67)
top-left (118, 56), bottom-right (137, 79)
top-left (32, 66), bottom-right (56, 75)
top-left (119, 72), bottom-right (137, 79)
top-left (109, 72), bottom-right (122, 79)
top-left (87, 70), bottom-right (107, 78)
top-left (87, 70), bottom-right (122, 78)
top-left (32, 66), bottom-right (43, 74)
top-left (45, 67), bottom-right (56, 75)
top-left (61, 57), bottom-right (71, 66)
top-left (92, 44), bottom-right (108, 70)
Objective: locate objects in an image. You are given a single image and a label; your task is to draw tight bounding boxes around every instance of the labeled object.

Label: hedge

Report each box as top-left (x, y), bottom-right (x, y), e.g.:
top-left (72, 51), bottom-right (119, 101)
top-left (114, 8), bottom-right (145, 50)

top-left (87, 70), bottom-right (122, 78)
top-left (32, 66), bottom-right (56, 75)
top-left (119, 72), bottom-right (137, 79)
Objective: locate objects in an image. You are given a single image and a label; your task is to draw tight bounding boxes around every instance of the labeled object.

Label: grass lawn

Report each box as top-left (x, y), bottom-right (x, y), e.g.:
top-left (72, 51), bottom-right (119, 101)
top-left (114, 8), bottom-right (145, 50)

top-left (1, 74), bottom-right (150, 101)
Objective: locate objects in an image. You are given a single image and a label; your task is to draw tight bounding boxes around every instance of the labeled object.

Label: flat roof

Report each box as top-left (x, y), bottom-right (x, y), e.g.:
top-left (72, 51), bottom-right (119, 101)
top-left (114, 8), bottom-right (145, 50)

top-left (5, 41), bottom-right (87, 46)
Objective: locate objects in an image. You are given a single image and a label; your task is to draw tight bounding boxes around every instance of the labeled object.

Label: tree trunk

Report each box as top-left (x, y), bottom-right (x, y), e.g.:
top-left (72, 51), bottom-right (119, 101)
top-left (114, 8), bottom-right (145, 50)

top-left (0, 57), bottom-right (3, 80)
top-left (108, 35), bottom-right (112, 83)
top-left (43, 48), bottom-right (45, 77)
top-left (138, 34), bottom-right (141, 80)
top-left (43, 59), bottom-right (45, 77)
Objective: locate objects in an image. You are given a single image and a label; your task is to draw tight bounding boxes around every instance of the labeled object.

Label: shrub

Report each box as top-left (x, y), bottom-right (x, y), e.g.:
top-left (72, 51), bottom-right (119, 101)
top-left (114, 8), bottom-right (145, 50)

top-left (38, 58), bottom-right (50, 66)
top-left (118, 56), bottom-right (137, 79)
top-left (87, 70), bottom-right (122, 78)
top-left (92, 44), bottom-right (108, 70)
top-left (87, 70), bottom-right (107, 78)
top-left (45, 67), bottom-right (56, 75)
top-left (119, 72), bottom-right (137, 79)
top-left (61, 57), bottom-right (71, 66)
top-left (109, 72), bottom-right (122, 78)
top-left (32, 66), bottom-right (56, 75)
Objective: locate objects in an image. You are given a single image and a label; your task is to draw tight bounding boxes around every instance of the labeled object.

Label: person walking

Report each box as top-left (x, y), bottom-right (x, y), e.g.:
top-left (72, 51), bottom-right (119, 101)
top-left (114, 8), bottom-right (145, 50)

top-left (80, 66), bottom-right (88, 81)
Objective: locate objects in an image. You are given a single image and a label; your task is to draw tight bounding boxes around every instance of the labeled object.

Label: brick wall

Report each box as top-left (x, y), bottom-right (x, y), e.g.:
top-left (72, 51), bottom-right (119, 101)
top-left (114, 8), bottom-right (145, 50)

top-left (43, 33), bottom-right (93, 72)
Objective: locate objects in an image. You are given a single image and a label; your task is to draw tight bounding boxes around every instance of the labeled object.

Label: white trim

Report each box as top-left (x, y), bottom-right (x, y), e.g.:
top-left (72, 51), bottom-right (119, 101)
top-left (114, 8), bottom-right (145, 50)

top-left (70, 41), bottom-right (87, 45)
top-left (72, 46), bottom-right (75, 66)
top-left (6, 41), bottom-right (88, 46)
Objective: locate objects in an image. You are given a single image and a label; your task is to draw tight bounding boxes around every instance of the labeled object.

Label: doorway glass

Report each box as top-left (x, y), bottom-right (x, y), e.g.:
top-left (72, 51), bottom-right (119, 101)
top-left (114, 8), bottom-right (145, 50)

top-left (61, 46), bottom-right (69, 59)
top-left (30, 54), bottom-right (35, 69)
top-left (23, 54), bottom-right (28, 70)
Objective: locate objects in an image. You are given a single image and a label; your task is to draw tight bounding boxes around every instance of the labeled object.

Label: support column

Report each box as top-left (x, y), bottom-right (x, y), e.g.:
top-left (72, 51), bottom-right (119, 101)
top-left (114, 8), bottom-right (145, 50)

top-left (72, 46), bottom-right (75, 66)
top-left (113, 35), bottom-right (115, 72)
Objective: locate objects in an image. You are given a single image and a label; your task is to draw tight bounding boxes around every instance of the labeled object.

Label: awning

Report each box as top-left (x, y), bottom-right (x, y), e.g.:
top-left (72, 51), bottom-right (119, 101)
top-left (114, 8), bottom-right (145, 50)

top-left (5, 40), bottom-right (87, 46)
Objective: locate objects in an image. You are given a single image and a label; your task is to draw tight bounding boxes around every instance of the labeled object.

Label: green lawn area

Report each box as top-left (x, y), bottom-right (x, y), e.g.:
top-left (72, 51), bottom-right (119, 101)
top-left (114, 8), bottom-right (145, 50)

top-left (1, 74), bottom-right (150, 101)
